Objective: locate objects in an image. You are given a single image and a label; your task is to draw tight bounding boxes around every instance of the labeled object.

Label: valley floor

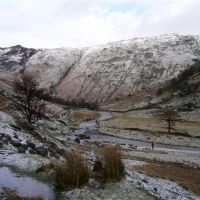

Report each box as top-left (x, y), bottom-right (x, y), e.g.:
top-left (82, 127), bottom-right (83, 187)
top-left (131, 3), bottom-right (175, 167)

top-left (99, 110), bottom-right (200, 147)
top-left (0, 104), bottom-right (200, 200)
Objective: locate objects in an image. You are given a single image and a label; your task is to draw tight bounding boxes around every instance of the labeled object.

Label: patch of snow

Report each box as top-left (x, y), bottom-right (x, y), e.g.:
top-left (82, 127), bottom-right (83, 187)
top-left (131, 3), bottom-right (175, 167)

top-left (0, 150), bottom-right (49, 171)
top-left (127, 170), bottom-right (200, 200)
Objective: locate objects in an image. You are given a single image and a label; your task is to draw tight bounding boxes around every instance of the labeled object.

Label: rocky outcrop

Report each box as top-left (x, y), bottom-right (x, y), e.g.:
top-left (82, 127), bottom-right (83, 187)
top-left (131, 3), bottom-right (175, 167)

top-left (0, 45), bottom-right (38, 73)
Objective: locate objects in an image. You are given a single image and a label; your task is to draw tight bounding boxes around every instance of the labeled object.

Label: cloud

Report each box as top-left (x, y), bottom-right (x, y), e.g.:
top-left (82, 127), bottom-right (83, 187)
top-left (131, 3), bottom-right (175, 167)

top-left (0, 0), bottom-right (199, 48)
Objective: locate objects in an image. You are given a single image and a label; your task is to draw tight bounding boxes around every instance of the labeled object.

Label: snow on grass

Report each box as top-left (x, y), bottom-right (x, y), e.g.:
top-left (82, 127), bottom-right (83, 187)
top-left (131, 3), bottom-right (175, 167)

top-left (0, 149), bottom-right (49, 171)
top-left (127, 148), bottom-right (200, 167)
top-left (125, 159), bottom-right (200, 200)
top-left (127, 170), bottom-right (200, 200)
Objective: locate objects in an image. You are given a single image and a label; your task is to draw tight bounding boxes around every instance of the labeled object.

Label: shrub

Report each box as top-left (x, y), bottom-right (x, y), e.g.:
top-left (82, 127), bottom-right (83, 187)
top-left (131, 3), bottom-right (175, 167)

top-left (95, 145), bottom-right (125, 182)
top-left (54, 151), bottom-right (91, 190)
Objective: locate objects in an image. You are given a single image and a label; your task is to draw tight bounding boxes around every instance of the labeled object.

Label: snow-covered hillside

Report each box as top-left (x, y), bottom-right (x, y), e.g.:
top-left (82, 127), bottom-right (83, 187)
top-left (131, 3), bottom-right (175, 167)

top-left (0, 34), bottom-right (200, 108)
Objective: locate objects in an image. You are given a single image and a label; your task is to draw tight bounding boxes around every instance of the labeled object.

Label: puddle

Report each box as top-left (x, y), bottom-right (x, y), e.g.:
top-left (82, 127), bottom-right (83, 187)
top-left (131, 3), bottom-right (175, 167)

top-left (0, 167), bottom-right (55, 200)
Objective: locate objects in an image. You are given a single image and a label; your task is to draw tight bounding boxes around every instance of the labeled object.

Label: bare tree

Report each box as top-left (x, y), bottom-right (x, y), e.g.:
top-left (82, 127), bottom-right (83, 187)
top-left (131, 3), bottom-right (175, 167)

top-left (13, 74), bottom-right (46, 124)
top-left (158, 108), bottom-right (180, 134)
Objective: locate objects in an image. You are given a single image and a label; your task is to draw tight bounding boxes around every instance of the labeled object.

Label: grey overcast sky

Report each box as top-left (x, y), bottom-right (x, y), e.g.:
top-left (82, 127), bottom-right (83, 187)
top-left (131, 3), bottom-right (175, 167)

top-left (0, 0), bottom-right (200, 48)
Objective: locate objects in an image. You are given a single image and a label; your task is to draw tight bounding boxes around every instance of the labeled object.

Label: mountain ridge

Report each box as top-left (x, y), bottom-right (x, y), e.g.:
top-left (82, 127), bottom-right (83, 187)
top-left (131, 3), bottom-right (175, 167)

top-left (0, 33), bottom-right (200, 111)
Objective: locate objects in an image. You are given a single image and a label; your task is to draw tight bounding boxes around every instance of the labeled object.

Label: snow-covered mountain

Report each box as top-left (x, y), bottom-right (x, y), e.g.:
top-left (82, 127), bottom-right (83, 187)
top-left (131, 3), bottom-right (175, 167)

top-left (0, 34), bottom-right (200, 110)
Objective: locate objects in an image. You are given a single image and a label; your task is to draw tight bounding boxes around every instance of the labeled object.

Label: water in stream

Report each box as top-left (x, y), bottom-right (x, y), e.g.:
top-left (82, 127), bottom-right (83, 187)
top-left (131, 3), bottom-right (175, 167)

top-left (74, 112), bottom-right (200, 152)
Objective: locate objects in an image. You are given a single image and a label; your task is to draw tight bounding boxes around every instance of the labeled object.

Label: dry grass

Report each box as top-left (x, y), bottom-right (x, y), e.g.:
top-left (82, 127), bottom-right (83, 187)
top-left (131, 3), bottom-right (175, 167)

top-left (95, 145), bottom-right (125, 182)
top-left (99, 112), bottom-right (200, 147)
top-left (72, 110), bottom-right (99, 123)
top-left (6, 192), bottom-right (43, 200)
top-left (54, 151), bottom-right (91, 190)
top-left (0, 94), bottom-right (8, 108)
top-left (134, 162), bottom-right (200, 195)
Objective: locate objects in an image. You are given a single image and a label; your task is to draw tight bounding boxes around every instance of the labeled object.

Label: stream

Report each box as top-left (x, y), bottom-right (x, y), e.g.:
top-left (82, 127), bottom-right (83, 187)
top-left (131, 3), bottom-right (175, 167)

top-left (74, 112), bottom-right (200, 152)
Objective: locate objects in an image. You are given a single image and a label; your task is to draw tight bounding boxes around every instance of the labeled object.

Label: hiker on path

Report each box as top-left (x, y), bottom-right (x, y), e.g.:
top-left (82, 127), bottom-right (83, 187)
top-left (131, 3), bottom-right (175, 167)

top-left (151, 141), bottom-right (154, 150)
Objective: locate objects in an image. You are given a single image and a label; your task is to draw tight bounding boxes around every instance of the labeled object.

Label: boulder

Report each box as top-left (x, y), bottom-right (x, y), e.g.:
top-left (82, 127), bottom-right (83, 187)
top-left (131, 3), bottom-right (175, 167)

top-left (28, 148), bottom-right (35, 154)
top-left (78, 134), bottom-right (90, 140)
top-left (4, 134), bottom-right (11, 141)
top-left (17, 146), bottom-right (26, 153)
top-left (74, 137), bottom-right (80, 144)
top-left (2, 138), bottom-right (9, 144)
top-left (13, 133), bottom-right (19, 139)
top-left (26, 140), bottom-right (36, 149)
top-left (0, 133), bottom-right (5, 139)
top-left (35, 146), bottom-right (48, 157)
top-left (21, 143), bottom-right (28, 149)
top-left (10, 139), bottom-right (22, 147)
top-left (0, 141), bottom-right (3, 147)
top-left (88, 178), bottom-right (101, 188)
top-left (9, 124), bottom-right (22, 131)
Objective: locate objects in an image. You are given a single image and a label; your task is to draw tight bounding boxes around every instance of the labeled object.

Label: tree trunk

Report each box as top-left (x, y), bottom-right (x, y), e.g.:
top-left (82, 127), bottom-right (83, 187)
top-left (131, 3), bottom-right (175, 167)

top-left (168, 119), bottom-right (171, 134)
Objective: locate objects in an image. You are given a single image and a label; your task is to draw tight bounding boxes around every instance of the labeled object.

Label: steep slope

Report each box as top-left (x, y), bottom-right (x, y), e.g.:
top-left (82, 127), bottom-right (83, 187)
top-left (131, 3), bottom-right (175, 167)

top-left (25, 48), bottom-right (82, 91)
top-left (54, 34), bottom-right (200, 105)
top-left (0, 34), bottom-right (200, 110)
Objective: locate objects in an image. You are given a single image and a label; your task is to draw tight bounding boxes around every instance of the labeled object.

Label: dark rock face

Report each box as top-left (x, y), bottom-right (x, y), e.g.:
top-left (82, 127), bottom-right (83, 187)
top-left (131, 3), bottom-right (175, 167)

top-left (0, 45), bottom-right (39, 73)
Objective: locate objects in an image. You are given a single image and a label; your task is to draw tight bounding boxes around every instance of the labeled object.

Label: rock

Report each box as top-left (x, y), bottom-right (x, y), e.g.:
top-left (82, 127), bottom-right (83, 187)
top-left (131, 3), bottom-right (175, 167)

top-left (60, 140), bottom-right (65, 145)
top-left (0, 133), bottom-right (5, 139)
top-left (74, 137), bottom-right (80, 144)
top-left (4, 134), bottom-right (11, 141)
top-left (26, 140), bottom-right (36, 149)
top-left (28, 148), bottom-right (35, 154)
top-left (35, 146), bottom-right (48, 157)
top-left (9, 124), bottom-right (21, 131)
top-left (78, 134), bottom-right (90, 140)
top-left (13, 133), bottom-right (19, 139)
top-left (88, 178), bottom-right (101, 188)
top-left (142, 179), bottom-right (148, 183)
top-left (0, 141), bottom-right (4, 147)
top-left (2, 138), bottom-right (9, 144)
top-left (0, 187), bottom-right (3, 195)
top-left (93, 160), bottom-right (103, 172)
top-left (10, 139), bottom-right (22, 147)
top-left (21, 143), bottom-right (28, 149)
top-left (17, 146), bottom-right (26, 153)
top-left (48, 147), bottom-right (57, 157)
top-left (153, 187), bottom-right (158, 193)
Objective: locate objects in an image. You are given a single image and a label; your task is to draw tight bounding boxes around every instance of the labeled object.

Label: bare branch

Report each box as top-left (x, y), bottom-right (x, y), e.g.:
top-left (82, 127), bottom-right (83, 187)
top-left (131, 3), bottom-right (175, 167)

top-left (12, 74), bottom-right (47, 124)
